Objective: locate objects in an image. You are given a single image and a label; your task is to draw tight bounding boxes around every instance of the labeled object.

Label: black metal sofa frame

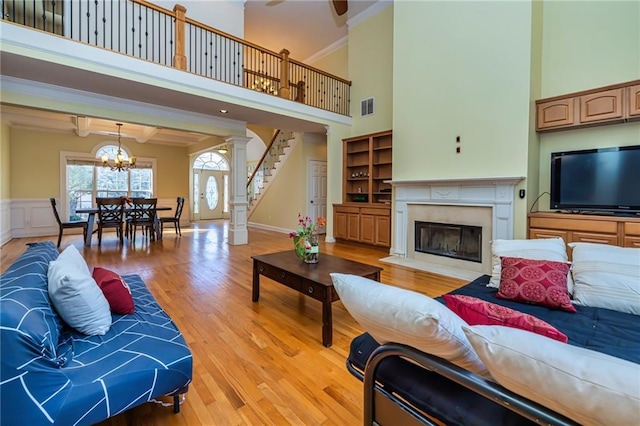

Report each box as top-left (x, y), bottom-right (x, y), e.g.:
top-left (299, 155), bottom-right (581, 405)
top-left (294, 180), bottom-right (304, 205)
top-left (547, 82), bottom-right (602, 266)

top-left (347, 341), bottom-right (577, 426)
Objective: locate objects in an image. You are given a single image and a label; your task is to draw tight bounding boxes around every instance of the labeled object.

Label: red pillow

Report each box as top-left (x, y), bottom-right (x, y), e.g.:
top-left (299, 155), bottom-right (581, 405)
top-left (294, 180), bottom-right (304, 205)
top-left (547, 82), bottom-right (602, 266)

top-left (443, 294), bottom-right (568, 343)
top-left (496, 256), bottom-right (575, 312)
top-left (92, 267), bottom-right (135, 315)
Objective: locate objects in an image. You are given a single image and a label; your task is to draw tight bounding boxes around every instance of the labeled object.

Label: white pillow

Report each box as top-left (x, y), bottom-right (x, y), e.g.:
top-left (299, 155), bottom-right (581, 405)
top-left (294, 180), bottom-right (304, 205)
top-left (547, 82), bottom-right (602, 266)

top-left (330, 273), bottom-right (490, 378)
top-left (569, 243), bottom-right (640, 315)
top-left (48, 246), bottom-right (112, 336)
top-left (463, 325), bottom-right (640, 426)
top-left (489, 237), bottom-right (573, 294)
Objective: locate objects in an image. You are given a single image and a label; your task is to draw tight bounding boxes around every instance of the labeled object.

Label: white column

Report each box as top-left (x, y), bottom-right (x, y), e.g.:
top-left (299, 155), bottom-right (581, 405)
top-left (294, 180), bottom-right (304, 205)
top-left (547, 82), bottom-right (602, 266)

top-left (226, 136), bottom-right (251, 245)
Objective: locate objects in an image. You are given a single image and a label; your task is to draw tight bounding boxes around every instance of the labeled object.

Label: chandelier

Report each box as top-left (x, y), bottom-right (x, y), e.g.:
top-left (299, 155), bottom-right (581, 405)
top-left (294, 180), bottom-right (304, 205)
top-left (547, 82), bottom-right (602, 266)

top-left (251, 76), bottom-right (278, 95)
top-left (102, 123), bottom-right (136, 172)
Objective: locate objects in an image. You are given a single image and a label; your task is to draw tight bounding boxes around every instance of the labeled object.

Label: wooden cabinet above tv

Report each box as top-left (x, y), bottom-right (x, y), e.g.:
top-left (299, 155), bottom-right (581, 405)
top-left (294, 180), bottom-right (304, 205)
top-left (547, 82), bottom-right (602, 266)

top-left (536, 79), bottom-right (640, 132)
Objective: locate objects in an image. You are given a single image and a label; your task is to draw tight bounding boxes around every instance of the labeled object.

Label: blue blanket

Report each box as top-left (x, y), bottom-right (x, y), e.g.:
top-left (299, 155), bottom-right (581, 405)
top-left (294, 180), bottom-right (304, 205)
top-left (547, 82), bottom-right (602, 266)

top-left (1, 242), bottom-right (192, 425)
top-left (447, 275), bottom-right (640, 363)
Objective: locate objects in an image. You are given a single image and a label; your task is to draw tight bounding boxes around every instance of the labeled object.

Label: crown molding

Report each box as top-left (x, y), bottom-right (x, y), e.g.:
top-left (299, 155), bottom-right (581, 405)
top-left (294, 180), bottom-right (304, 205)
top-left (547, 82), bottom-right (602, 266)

top-left (348, 0), bottom-right (393, 29)
top-left (303, 36), bottom-right (348, 65)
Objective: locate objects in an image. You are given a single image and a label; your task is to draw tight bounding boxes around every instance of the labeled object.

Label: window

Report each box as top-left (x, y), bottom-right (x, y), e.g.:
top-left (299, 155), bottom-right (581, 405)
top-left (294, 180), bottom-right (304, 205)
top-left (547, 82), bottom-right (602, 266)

top-left (64, 145), bottom-right (155, 221)
top-left (193, 152), bottom-right (229, 171)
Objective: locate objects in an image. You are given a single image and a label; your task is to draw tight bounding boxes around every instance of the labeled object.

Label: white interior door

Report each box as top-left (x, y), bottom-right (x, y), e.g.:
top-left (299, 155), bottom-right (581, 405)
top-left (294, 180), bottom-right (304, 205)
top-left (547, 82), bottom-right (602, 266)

top-left (198, 170), bottom-right (227, 220)
top-left (308, 160), bottom-right (327, 233)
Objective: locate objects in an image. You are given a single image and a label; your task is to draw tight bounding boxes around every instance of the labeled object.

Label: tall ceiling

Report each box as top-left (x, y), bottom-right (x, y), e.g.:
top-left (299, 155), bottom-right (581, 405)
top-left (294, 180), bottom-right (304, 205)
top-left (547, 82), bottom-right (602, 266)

top-left (244, 0), bottom-right (377, 61)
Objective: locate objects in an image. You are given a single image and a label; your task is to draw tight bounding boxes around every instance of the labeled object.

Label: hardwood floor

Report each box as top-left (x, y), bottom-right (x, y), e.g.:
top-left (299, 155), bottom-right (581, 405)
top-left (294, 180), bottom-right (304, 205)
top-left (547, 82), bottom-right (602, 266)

top-left (0, 221), bottom-right (467, 425)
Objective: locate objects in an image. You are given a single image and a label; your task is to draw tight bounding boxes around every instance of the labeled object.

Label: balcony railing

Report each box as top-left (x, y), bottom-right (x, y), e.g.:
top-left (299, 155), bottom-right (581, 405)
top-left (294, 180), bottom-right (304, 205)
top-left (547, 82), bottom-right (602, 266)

top-left (1, 0), bottom-right (351, 116)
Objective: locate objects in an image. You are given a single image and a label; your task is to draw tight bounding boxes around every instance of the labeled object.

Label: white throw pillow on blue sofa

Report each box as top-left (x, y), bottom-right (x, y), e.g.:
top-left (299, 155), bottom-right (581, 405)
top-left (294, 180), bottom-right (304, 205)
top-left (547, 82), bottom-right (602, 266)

top-left (463, 325), bottom-right (640, 425)
top-left (331, 273), bottom-right (490, 378)
top-left (48, 245), bottom-right (111, 335)
top-left (569, 242), bottom-right (640, 315)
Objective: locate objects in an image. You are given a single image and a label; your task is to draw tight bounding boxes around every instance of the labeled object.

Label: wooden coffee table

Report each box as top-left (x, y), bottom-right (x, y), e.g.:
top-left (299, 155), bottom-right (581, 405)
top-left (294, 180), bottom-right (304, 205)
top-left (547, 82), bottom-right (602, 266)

top-left (252, 251), bottom-right (382, 347)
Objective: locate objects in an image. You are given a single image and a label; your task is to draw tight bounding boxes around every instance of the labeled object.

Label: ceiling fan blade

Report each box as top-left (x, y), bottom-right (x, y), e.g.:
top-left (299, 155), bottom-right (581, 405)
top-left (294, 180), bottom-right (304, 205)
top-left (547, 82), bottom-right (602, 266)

top-left (332, 0), bottom-right (348, 16)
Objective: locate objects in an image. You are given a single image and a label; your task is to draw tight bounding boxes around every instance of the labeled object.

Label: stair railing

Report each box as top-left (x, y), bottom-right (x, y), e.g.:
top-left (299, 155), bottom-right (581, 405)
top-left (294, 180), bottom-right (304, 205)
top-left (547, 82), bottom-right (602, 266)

top-left (247, 130), bottom-right (297, 205)
top-left (247, 130), bottom-right (281, 191)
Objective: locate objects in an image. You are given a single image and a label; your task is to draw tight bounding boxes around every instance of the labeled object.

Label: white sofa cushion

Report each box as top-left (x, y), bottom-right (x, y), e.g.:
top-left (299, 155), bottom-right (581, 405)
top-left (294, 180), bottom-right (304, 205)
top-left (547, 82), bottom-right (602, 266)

top-left (463, 325), bottom-right (640, 426)
top-left (330, 273), bottom-right (490, 378)
top-left (48, 246), bottom-right (112, 336)
top-left (569, 242), bottom-right (640, 315)
top-left (489, 237), bottom-right (573, 294)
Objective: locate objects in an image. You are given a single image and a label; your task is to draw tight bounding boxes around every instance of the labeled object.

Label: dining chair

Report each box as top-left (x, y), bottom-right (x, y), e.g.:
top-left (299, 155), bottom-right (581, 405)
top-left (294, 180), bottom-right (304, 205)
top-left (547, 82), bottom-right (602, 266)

top-left (128, 198), bottom-right (158, 243)
top-left (50, 198), bottom-right (88, 248)
top-left (159, 196), bottom-right (185, 236)
top-left (96, 197), bottom-right (125, 246)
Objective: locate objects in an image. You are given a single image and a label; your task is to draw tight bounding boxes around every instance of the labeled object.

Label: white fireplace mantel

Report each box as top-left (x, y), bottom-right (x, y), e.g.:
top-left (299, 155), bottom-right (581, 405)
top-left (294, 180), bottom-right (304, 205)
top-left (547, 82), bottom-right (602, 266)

top-left (387, 177), bottom-right (525, 187)
top-left (386, 177), bottom-right (525, 279)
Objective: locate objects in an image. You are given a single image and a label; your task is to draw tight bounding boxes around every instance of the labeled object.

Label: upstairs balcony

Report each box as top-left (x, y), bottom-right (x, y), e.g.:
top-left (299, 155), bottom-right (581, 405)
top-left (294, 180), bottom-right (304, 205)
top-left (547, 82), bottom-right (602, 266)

top-left (0, 0), bottom-right (352, 117)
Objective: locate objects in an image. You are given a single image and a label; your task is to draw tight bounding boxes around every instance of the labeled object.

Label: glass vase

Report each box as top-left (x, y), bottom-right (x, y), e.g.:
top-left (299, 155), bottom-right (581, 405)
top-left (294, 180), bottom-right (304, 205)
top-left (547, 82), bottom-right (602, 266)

top-left (303, 233), bottom-right (319, 264)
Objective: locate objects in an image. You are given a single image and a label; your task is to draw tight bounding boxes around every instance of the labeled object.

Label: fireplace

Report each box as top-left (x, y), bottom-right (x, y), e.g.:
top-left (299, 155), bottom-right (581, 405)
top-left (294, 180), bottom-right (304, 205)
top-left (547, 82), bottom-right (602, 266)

top-left (415, 221), bottom-right (482, 263)
top-left (380, 177), bottom-right (523, 280)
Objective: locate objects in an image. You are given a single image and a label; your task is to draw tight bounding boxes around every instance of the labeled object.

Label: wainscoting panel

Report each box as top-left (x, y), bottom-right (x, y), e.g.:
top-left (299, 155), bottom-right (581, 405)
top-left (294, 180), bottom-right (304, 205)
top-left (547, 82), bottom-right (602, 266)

top-left (11, 198), bottom-right (58, 238)
top-left (0, 199), bottom-right (11, 246)
top-left (4, 197), bottom-right (191, 244)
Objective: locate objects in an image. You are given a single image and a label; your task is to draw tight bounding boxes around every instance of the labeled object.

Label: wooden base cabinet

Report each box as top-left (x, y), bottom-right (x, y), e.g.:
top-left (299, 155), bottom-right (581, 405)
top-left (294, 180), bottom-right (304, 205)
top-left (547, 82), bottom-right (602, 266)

top-left (334, 204), bottom-right (391, 248)
top-left (336, 130), bottom-right (393, 248)
top-left (528, 213), bottom-right (640, 253)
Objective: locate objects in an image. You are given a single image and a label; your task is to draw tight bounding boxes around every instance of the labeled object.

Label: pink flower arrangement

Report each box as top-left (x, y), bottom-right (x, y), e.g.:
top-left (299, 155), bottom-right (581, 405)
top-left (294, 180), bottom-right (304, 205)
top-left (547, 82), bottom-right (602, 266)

top-left (290, 213), bottom-right (326, 258)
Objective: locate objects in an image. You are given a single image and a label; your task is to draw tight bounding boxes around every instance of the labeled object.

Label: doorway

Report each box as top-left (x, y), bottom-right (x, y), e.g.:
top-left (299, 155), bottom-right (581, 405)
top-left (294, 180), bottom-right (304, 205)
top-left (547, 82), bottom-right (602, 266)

top-left (192, 152), bottom-right (230, 221)
top-left (308, 159), bottom-right (327, 233)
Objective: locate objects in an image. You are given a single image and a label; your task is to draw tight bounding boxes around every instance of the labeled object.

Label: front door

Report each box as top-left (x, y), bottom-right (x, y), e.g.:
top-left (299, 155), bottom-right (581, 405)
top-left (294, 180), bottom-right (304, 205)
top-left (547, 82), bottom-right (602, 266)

top-left (195, 170), bottom-right (227, 220)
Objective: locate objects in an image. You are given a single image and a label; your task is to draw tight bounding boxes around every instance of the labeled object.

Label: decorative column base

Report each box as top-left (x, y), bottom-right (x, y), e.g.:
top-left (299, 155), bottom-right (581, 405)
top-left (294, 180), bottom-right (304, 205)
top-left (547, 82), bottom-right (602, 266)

top-left (229, 202), bottom-right (248, 245)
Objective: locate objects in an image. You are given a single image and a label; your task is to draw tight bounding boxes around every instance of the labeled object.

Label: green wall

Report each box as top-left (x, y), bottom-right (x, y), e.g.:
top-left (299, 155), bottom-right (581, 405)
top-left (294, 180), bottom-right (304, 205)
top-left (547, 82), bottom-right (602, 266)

top-left (348, 5), bottom-right (394, 136)
top-left (393, 0), bottom-right (533, 182)
top-left (536, 0), bottom-right (640, 211)
top-left (310, 44), bottom-right (348, 80)
top-left (540, 0), bottom-right (639, 96)
top-left (10, 128), bottom-right (189, 198)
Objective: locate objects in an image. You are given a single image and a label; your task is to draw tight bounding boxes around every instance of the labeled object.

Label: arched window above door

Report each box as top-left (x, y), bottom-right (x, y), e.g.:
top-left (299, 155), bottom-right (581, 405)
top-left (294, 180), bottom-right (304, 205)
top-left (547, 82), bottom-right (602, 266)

top-left (96, 144), bottom-right (131, 161)
top-left (193, 152), bottom-right (229, 170)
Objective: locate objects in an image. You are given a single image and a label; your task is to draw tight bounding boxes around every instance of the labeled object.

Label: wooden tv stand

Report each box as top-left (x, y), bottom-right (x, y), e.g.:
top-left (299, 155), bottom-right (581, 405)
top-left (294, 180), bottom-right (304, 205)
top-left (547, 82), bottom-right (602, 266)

top-left (528, 212), bottom-right (640, 251)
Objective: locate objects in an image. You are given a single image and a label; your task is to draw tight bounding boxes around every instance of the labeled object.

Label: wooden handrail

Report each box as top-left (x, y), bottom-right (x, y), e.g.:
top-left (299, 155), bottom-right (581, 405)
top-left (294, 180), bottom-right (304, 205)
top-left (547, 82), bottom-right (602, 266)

top-left (289, 58), bottom-right (352, 85)
top-left (131, 0), bottom-right (176, 16)
top-left (184, 16), bottom-right (280, 57)
top-left (247, 130), bottom-right (281, 187)
top-left (184, 12), bottom-right (352, 86)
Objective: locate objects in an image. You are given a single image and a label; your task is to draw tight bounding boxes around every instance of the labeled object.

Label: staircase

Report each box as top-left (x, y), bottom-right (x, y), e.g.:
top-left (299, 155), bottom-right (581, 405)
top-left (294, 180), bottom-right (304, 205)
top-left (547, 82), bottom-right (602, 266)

top-left (247, 130), bottom-right (298, 216)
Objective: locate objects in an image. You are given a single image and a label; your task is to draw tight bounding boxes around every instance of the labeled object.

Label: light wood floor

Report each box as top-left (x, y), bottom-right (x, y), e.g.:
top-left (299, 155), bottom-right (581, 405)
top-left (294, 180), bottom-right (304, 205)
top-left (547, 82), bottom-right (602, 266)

top-left (0, 222), bottom-right (467, 425)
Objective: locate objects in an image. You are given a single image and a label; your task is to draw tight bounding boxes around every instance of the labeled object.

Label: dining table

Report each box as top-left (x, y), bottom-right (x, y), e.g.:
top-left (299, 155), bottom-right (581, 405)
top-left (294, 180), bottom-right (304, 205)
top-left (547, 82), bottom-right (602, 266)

top-left (76, 206), bottom-right (172, 246)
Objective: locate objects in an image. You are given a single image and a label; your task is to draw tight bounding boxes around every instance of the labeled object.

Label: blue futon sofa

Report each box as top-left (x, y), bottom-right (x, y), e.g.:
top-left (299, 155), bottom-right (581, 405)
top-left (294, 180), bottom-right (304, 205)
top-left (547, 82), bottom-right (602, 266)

top-left (0, 241), bottom-right (193, 425)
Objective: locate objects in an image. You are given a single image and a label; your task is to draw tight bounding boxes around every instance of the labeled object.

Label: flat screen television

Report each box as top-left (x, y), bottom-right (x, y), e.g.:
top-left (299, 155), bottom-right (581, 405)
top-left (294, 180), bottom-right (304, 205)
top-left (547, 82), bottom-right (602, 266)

top-left (550, 145), bottom-right (640, 215)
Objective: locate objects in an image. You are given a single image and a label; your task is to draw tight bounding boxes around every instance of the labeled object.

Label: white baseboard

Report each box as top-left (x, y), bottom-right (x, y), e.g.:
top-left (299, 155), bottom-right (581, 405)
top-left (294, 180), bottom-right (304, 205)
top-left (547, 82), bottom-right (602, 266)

top-left (247, 222), bottom-right (292, 235)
